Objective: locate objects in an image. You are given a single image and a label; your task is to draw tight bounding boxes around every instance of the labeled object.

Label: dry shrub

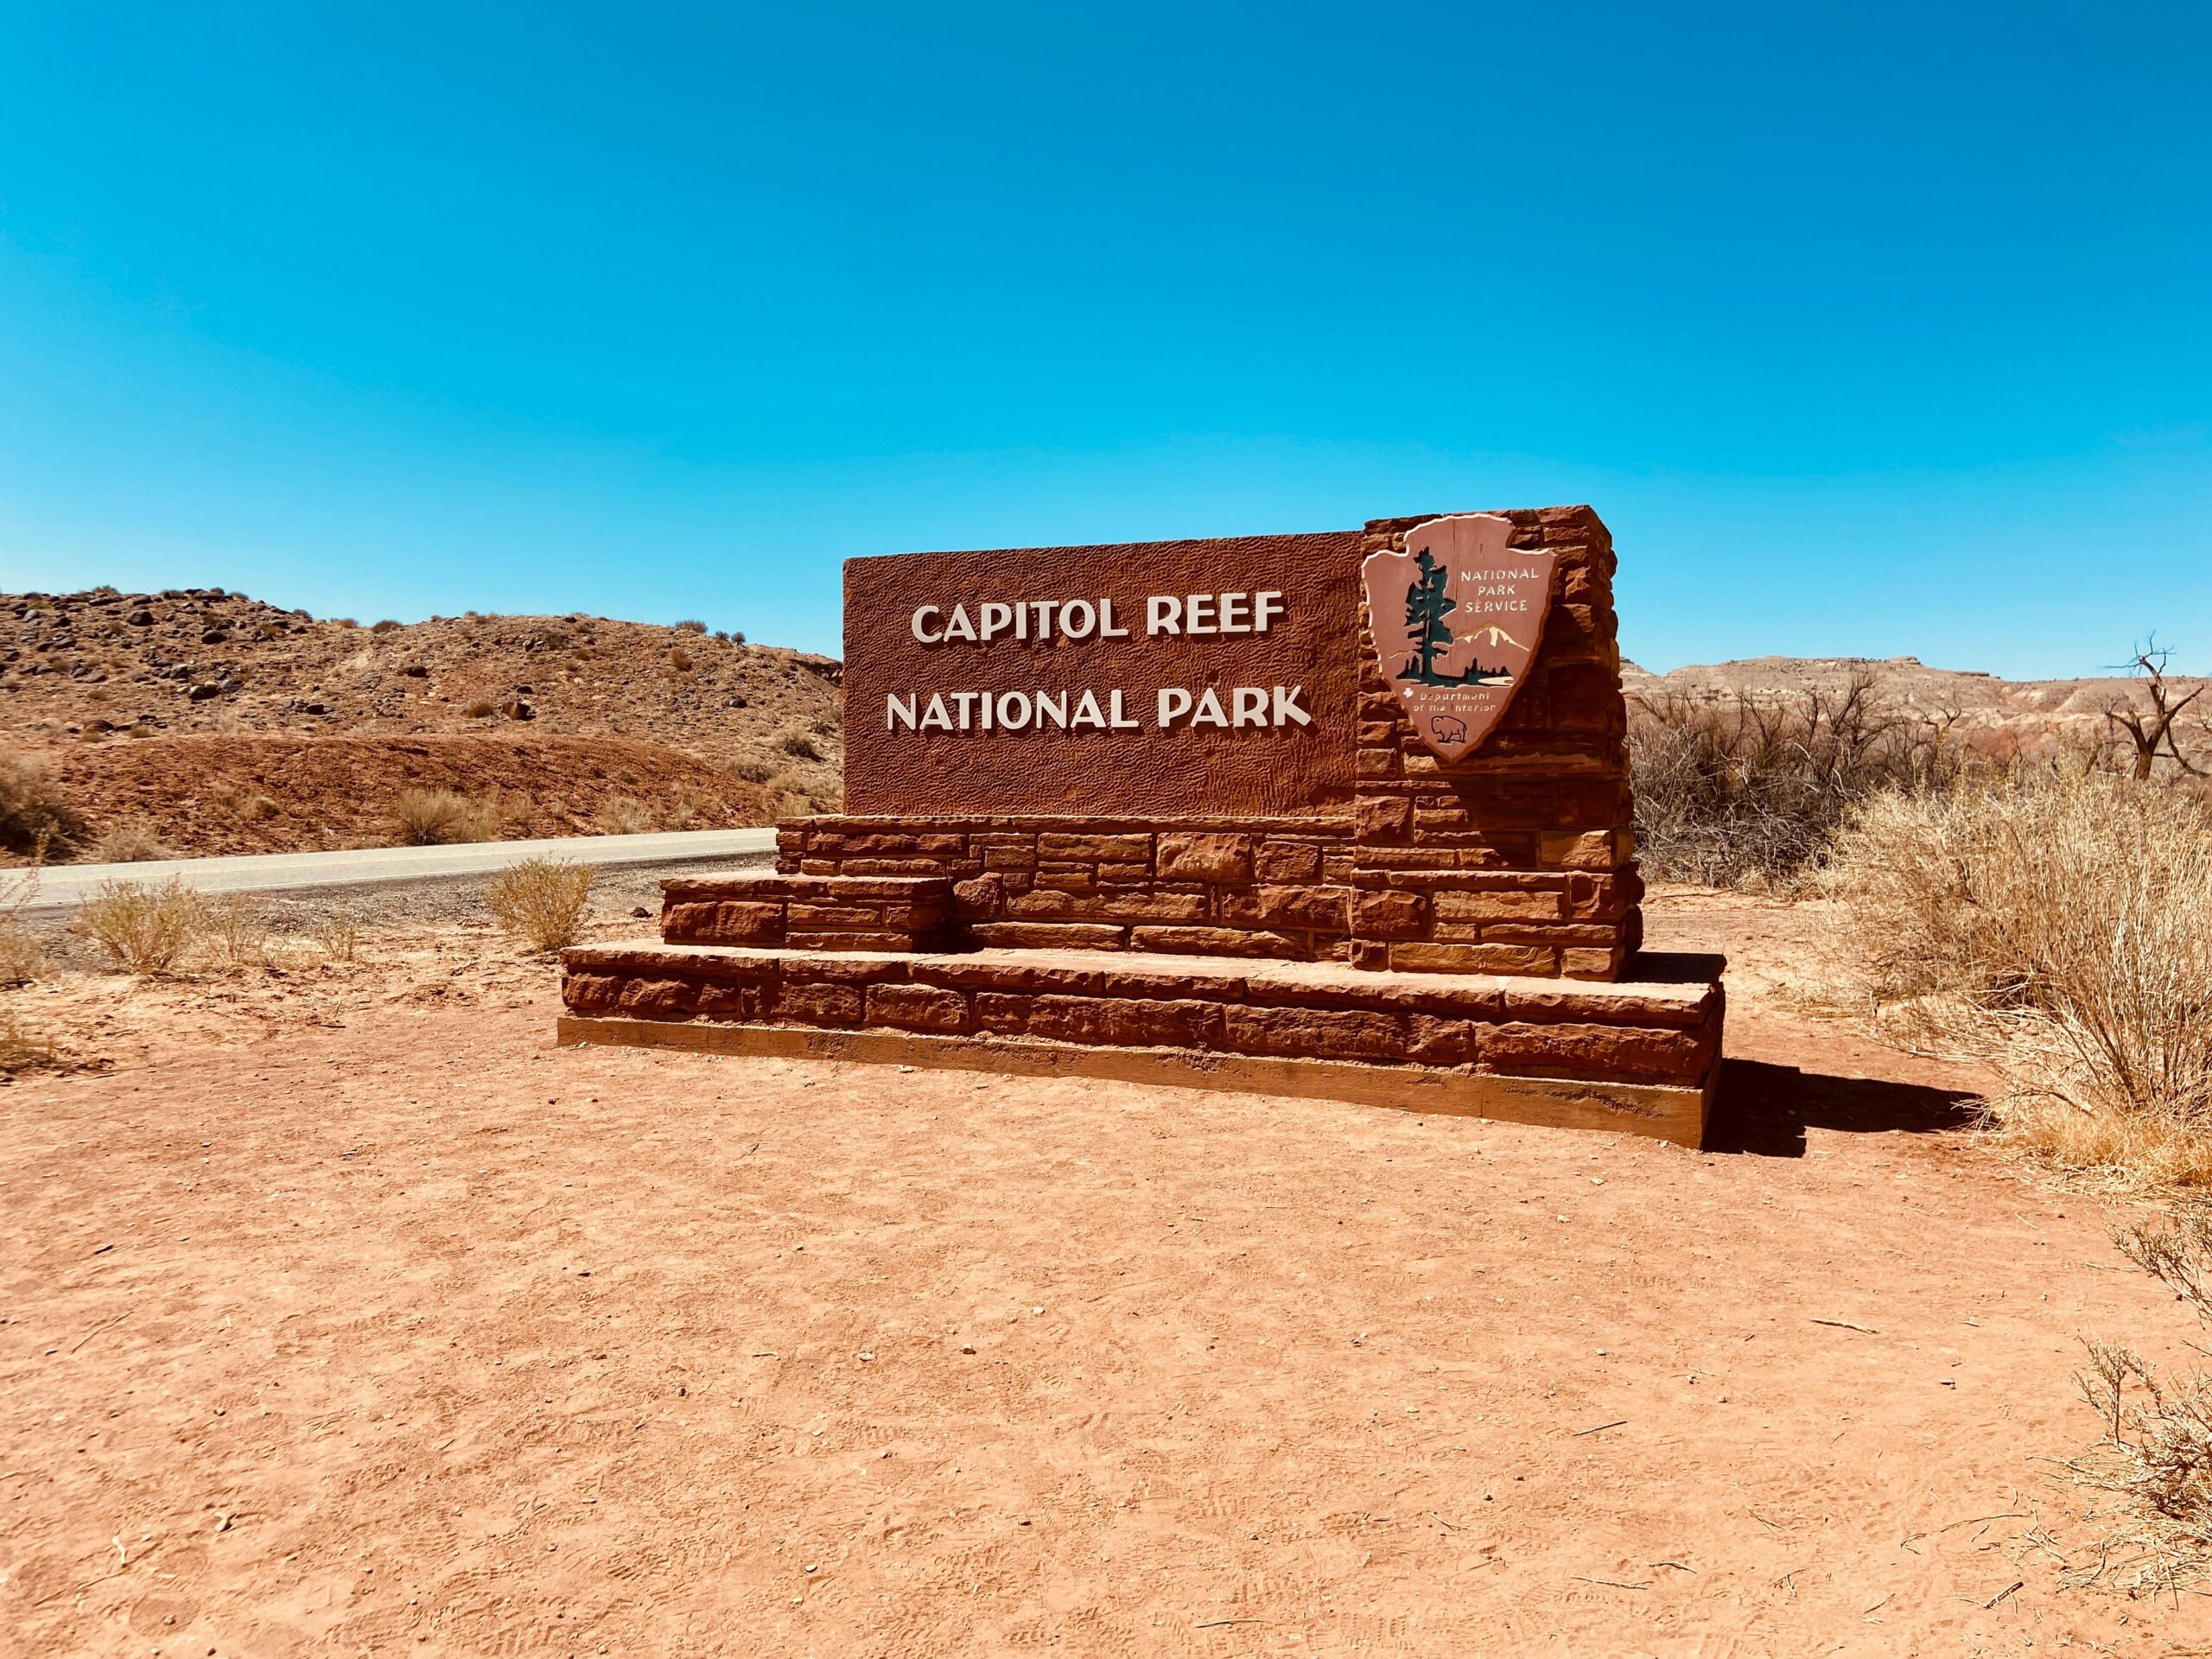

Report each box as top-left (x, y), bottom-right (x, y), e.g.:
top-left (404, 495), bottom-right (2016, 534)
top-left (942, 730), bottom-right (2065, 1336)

top-left (729, 759), bottom-right (776, 785)
top-left (314, 916), bottom-right (362, 963)
top-left (74, 878), bottom-right (208, 976)
top-left (485, 858), bottom-right (594, 952)
top-left (92, 819), bottom-right (168, 862)
top-left (0, 868), bottom-right (45, 985)
top-left (462, 699), bottom-right (498, 719)
top-left (0, 1006), bottom-right (61, 1076)
top-left (0, 753), bottom-right (86, 860)
top-left (1821, 766), bottom-right (2212, 1188)
top-left (1630, 673), bottom-right (1967, 888)
top-left (390, 787), bottom-right (499, 846)
top-left (777, 730), bottom-right (823, 762)
top-left (596, 796), bottom-right (655, 836)
top-left (200, 894), bottom-right (270, 969)
top-left (207, 781), bottom-right (279, 823)
top-left (2069, 1212), bottom-right (2212, 1592)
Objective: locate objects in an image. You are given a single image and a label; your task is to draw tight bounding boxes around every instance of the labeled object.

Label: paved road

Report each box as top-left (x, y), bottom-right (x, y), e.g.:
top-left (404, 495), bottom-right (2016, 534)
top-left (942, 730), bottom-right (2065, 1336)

top-left (15, 828), bottom-right (779, 917)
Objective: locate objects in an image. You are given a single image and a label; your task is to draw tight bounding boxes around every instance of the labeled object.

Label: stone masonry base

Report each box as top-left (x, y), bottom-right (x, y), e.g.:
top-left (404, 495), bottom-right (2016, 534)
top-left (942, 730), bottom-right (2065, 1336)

top-left (557, 944), bottom-right (1726, 1147)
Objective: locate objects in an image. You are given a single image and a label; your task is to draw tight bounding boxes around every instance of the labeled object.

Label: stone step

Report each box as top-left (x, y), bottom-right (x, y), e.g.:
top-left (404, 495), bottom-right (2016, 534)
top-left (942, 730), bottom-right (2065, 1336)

top-left (558, 942), bottom-right (1726, 1146)
top-left (659, 873), bottom-right (951, 952)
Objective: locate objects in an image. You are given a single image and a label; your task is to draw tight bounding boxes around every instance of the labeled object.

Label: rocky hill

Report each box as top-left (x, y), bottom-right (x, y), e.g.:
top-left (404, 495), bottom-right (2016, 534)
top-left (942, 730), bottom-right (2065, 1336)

top-left (2, 585), bottom-right (845, 860)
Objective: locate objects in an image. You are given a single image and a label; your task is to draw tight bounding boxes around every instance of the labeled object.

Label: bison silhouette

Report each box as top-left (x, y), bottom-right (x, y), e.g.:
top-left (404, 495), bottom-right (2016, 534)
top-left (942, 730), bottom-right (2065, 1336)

top-left (1429, 714), bottom-right (1469, 745)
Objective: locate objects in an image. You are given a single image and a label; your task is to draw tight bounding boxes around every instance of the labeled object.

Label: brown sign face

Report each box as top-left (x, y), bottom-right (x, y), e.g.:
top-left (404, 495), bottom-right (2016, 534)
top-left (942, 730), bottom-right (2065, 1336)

top-left (842, 531), bottom-right (1366, 817)
top-left (1361, 514), bottom-right (1555, 763)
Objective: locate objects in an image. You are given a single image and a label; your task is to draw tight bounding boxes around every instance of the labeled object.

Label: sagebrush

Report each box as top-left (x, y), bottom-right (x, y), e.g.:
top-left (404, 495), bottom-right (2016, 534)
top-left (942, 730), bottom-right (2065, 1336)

top-left (1821, 766), bottom-right (2212, 1187)
top-left (74, 878), bottom-right (208, 976)
top-left (390, 787), bottom-right (499, 846)
top-left (484, 858), bottom-right (594, 951)
top-left (0, 753), bottom-right (85, 860)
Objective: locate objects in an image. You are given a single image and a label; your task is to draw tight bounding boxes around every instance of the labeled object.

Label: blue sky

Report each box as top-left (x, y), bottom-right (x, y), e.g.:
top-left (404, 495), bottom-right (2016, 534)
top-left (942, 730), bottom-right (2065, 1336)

top-left (1, 2), bottom-right (2205, 676)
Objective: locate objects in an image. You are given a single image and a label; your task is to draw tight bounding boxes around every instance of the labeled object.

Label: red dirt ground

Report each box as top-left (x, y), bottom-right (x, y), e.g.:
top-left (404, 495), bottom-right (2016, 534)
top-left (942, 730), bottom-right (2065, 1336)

top-left (2, 896), bottom-right (2208, 1656)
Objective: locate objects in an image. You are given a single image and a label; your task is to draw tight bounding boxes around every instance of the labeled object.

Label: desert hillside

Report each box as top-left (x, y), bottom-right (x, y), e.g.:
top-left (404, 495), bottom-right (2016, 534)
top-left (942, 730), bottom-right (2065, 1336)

top-left (2, 585), bottom-right (845, 860)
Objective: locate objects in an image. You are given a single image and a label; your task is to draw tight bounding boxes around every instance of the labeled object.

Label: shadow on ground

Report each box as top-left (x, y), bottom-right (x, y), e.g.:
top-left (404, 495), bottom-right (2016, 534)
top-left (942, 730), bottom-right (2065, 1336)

top-left (1707, 1058), bottom-right (1982, 1159)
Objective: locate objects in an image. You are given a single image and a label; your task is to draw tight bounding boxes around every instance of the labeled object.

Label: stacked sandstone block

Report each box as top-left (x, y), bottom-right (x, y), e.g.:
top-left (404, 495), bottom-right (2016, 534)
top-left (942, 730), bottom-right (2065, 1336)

top-left (774, 816), bottom-right (1358, 961)
top-left (561, 942), bottom-right (1724, 1098)
top-left (661, 873), bottom-right (950, 953)
top-left (1347, 506), bottom-right (1641, 980)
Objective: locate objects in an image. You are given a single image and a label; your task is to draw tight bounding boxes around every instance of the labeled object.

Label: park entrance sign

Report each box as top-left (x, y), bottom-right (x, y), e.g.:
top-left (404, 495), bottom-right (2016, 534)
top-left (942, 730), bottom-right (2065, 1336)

top-left (559, 506), bottom-right (1727, 1146)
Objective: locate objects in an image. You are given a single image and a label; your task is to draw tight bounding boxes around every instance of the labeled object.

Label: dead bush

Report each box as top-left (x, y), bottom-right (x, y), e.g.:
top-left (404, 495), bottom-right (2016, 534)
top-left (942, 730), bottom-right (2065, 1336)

top-left (200, 893), bottom-right (270, 970)
top-left (729, 760), bottom-right (776, 785)
top-left (1630, 673), bottom-right (1967, 888)
top-left (0, 753), bottom-right (86, 860)
top-left (462, 700), bottom-right (498, 719)
top-left (2069, 1213), bottom-right (2212, 1592)
top-left (485, 858), bottom-right (594, 952)
top-left (0, 869), bottom-right (45, 984)
top-left (73, 878), bottom-right (208, 976)
top-left (1821, 766), bottom-right (2212, 1188)
top-left (777, 731), bottom-right (823, 762)
top-left (596, 796), bottom-right (655, 836)
top-left (390, 788), bottom-right (499, 846)
top-left (92, 820), bottom-right (168, 862)
top-left (0, 1006), bottom-right (61, 1076)
top-left (314, 915), bottom-right (362, 963)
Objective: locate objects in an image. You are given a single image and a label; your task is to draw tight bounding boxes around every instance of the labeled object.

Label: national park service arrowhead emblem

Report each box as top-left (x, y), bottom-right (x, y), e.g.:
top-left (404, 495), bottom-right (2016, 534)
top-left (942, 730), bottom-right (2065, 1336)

top-left (1361, 514), bottom-right (1556, 763)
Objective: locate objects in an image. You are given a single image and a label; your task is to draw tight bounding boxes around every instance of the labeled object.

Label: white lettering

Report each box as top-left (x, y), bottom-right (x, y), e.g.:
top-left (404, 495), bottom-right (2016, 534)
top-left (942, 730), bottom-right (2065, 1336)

top-left (1071, 690), bottom-right (1107, 728)
top-left (1185, 593), bottom-right (1217, 635)
top-left (1191, 687), bottom-right (1229, 727)
top-left (887, 692), bottom-right (918, 730)
top-left (1231, 686), bottom-right (1268, 728)
top-left (996, 690), bottom-right (1032, 730)
top-left (1147, 594), bottom-right (1182, 636)
top-left (980, 601), bottom-right (1014, 641)
top-left (920, 693), bottom-right (952, 731)
top-left (911, 605), bottom-right (944, 644)
top-left (942, 603), bottom-right (977, 642)
top-left (950, 690), bottom-right (979, 729)
top-left (1157, 686), bottom-right (1193, 726)
top-left (1030, 600), bottom-right (1058, 638)
top-left (1219, 592), bottom-right (1250, 633)
top-left (1254, 590), bottom-right (1285, 632)
top-left (1100, 598), bottom-right (1130, 638)
top-left (1060, 599), bottom-right (1096, 640)
top-left (1272, 684), bottom-right (1310, 727)
top-left (1035, 690), bottom-right (1069, 728)
top-left (1109, 689), bottom-right (1139, 728)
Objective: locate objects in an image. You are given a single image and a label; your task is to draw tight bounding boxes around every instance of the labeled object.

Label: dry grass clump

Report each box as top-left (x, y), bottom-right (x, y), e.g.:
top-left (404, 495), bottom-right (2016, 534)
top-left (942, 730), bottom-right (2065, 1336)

top-left (0, 869), bottom-right (46, 985)
top-left (92, 819), bottom-right (168, 862)
top-left (390, 787), bottom-right (499, 846)
top-left (1821, 766), bottom-right (2212, 1188)
top-left (596, 796), bottom-right (656, 836)
top-left (73, 878), bottom-right (210, 976)
top-left (484, 857), bottom-right (594, 952)
top-left (1630, 672), bottom-right (1967, 888)
top-left (0, 1006), bottom-right (62, 1076)
top-left (0, 753), bottom-right (86, 860)
top-left (2070, 1212), bottom-right (2212, 1592)
top-left (200, 893), bottom-right (270, 969)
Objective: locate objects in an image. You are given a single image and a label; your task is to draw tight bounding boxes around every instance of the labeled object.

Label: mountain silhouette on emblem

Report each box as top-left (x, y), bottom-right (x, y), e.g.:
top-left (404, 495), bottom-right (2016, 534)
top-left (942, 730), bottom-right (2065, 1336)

top-left (1456, 624), bottom-right (1524, 650)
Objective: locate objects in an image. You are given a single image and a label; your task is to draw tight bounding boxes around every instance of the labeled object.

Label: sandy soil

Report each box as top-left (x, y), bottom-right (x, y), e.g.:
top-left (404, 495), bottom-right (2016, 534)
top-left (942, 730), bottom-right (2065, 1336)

top-left (3, 894), bottom-right (2209, 1656)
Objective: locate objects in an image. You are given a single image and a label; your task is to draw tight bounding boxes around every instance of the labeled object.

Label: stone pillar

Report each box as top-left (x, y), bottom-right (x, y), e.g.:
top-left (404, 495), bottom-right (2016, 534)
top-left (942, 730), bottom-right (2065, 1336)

top-left (1348, 506), bottom-right (1643, 981)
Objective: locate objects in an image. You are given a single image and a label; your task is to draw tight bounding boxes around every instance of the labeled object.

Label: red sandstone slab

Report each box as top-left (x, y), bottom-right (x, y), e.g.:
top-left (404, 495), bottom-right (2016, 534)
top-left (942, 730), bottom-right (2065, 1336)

top-left (555, 1017), bottom-right (1713, 1147)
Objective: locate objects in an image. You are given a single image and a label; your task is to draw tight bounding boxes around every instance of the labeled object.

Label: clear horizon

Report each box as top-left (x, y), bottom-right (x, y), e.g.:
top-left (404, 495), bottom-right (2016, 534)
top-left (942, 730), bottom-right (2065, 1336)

top-left (3, 3), bottom-right (2206, 678)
